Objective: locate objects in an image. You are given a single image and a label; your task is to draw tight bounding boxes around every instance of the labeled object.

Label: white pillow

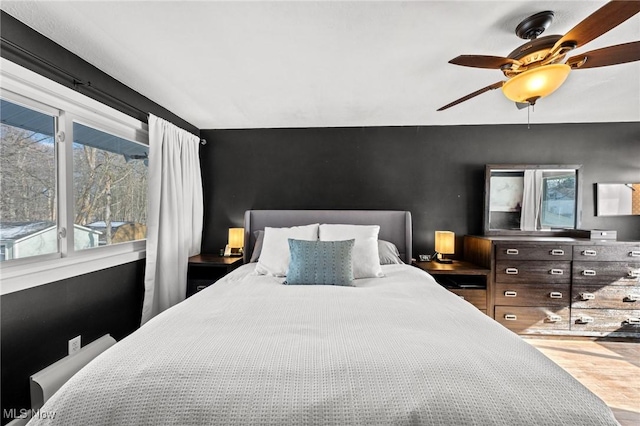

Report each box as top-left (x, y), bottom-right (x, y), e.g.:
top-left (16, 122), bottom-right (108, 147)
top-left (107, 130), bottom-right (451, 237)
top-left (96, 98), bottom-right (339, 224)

top-left (319, 224), bottom-right (383, 278)
top-left (378, 240), bottom-right (404, 265)
top-left (249, 230), bottom-right (264, 262)
top-left (255, 224), bottom-right (319, 276)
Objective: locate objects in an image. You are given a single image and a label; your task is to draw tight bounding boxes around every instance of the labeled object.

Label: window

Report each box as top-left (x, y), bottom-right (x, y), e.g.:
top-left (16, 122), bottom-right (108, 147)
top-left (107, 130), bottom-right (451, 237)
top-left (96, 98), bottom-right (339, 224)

top-left (0, 58), bottom-right (148, 292)
top-left (0, 99), bottom-right (58, 261)
top-left (1, 100), bottom-right (149, 263)
top-left (72, 122), bottom-right (148, 250)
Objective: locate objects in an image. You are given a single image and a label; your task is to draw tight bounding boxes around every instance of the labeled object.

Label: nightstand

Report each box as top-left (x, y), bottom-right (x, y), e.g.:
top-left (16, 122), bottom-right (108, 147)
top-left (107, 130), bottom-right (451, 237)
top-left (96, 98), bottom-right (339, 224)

top-left (186, 255), bottom-right (243, 297)
top-left (413, 260), bottom-right (490, 314)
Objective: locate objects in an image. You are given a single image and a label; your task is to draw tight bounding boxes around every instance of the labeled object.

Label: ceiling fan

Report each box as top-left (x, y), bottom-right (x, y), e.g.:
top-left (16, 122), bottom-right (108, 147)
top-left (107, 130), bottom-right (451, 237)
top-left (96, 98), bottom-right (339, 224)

top-left (437, 1), bottom-right (640, 111)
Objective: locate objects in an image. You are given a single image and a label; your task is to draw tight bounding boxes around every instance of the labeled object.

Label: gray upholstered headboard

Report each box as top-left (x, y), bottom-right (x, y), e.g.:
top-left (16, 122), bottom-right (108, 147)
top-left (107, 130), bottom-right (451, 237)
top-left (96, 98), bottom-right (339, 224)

top-left (243, 210), bottom-right (412, 264)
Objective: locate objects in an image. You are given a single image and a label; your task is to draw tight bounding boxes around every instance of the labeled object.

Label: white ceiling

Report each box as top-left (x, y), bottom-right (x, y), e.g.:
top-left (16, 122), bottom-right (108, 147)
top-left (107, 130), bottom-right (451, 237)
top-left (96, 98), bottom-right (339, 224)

top-left (1, 1), bottom-right (639, 129)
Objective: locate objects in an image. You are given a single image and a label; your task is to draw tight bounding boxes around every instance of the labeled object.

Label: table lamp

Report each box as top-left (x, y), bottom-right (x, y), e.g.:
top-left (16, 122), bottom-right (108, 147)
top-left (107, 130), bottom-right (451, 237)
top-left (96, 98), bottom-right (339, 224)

top-left (434, 231), bottom-right (454, 264)
top-left (225, 227), bottom-right (244, 257)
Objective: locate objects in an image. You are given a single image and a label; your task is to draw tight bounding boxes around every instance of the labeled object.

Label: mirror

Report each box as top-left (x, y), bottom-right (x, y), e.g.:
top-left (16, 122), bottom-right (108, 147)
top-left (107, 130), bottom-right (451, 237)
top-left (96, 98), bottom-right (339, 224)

top-left (484, 164), bottom-right (582, 235)
top-left (597, 183), bottom-right (640, 216)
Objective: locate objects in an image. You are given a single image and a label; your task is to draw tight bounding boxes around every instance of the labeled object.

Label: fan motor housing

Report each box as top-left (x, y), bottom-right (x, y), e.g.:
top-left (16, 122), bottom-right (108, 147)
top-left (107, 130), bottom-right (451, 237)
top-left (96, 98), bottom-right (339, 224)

top-left (503, 35), bottom-right (568, 76)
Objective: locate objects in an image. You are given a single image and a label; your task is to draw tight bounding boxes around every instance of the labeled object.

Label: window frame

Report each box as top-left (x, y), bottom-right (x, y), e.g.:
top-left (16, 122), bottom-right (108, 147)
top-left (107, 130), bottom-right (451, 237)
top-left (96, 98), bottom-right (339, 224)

top-left (0, 91), bottom-right (62, 264)
top-left (67, 114), bottom-right (149, 255)
top-left (540, 173), bottom-right (577, 229)
top-left (0, 58), bottom-right (148, 295)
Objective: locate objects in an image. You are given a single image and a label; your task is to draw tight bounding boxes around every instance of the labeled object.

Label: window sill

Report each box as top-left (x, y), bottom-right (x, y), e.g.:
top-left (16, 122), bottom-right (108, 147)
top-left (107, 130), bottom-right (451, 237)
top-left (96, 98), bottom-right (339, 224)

top-left (0, 244), bottom-right (146, 295)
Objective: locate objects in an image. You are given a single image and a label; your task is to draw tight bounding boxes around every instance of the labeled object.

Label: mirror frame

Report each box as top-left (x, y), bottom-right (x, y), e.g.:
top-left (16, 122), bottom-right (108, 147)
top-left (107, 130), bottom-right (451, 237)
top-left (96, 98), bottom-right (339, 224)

top-left (483, 164), bottom-right (583, 236)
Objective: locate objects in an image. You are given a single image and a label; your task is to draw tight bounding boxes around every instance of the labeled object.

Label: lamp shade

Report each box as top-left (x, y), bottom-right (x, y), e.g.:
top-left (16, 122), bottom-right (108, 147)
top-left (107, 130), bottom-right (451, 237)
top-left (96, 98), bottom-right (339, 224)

top-left (502, 64), bottom-right (571, 103)
top-left (435, 231), bottom-right (455, 255)
top-left (228, 228), bottom-right (244, 249)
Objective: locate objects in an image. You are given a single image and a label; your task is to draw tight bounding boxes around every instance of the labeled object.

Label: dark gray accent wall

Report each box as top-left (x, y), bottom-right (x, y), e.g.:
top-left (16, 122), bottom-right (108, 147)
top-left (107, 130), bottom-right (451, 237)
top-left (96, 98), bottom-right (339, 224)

top-left (200, 122), bottom-right (639, 256)
top-left (1, 260), bottom-right (145, 425)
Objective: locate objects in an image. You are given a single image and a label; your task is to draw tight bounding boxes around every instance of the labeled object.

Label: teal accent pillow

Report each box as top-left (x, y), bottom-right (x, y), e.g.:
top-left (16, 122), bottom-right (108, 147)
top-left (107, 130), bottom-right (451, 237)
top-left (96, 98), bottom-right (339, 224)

top-left (285, 239), bottom-right (355, 286)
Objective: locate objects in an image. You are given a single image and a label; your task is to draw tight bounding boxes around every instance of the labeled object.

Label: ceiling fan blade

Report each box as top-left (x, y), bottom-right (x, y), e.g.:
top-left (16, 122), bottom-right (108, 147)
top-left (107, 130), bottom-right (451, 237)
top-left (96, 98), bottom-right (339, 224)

top-left (437, 81), bottom-right (504, 111)
top-left (449, 55), bottom-right (520, 69)
top-left (550, 1), bottom-right (640, 54)
top-left (566, 41), bottom-right (640, 69)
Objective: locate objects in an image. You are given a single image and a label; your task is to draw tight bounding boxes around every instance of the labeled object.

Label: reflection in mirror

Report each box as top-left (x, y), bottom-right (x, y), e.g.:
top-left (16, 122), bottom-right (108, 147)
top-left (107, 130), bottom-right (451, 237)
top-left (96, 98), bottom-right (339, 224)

top-left (484, 164), bottom-right (582, 235)
top-left (597, 183), bottom-right (640, 216)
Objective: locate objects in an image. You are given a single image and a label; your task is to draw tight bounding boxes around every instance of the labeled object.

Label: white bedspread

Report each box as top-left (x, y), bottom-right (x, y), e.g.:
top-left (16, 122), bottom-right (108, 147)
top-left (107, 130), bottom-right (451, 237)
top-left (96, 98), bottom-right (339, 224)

top-left (29, 264), bottom-right (618, 425)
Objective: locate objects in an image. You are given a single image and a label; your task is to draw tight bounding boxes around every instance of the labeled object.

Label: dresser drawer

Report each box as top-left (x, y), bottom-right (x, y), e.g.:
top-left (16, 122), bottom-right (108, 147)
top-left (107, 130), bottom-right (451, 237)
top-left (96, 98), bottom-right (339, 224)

top-left (495, 284), bottom-right (569, 306)
top-left (495, 306), bottom-right (570, 332)
top-left (573, 245), bottom-right (640, 262)
top-left (448, 288), bottom-right (487, 310)
top-left (496, 244), bottom-right (572, 261)
top-left (496, 261), bottom-right (571, 284)
top-left (571, 308), bottom-right (640, 333)
top-left (572, 285), bottom-right (640, 309)
top-left (572, 261), bottom-right (640, 286)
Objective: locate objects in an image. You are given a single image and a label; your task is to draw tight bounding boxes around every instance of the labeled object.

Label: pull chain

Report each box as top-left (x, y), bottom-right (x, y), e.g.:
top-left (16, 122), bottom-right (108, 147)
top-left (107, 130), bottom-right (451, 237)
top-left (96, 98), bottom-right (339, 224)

top-left (527, 103), bottom-right (535, 129)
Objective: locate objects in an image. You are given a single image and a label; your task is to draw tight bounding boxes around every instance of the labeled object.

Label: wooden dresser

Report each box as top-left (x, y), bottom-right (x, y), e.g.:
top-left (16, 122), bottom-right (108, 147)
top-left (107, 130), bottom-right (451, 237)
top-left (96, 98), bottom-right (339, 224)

top-left (464, 235), bottom-right (640, 338)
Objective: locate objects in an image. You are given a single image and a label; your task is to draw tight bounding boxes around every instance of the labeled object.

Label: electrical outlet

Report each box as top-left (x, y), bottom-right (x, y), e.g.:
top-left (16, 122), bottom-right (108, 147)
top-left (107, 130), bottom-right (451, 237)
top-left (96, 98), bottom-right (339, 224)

top-left (68, 336), bottom-right (81, 356)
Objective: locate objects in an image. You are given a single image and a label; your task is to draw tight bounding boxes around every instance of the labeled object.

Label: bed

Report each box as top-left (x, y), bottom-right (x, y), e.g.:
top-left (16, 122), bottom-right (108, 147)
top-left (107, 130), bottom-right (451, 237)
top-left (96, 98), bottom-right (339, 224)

top-left (28, 210), bottom-right (619, 425)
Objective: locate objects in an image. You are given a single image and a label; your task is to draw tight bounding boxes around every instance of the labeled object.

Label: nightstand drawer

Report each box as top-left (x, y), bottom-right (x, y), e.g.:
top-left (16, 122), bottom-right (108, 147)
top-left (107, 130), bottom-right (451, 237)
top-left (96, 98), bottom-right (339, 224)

top-left (572, 285), bottom-right (640, 309)
top-left (412, 260), bottom-right (489, 313)
top-left (187, 255), bottom-right (243, 298)
top-left (187, 278), bottom-right (218, 295)
top-left (496, 261), bottom-right (571, 284)
top-left (495, 306), bottom-right (570, 332)
top-left (573, 245), bottom-right (640, 262)
top-left (495, 284), bottom-right (569, 306)
top-left (496, 244), bottom-right (572, 261)
top-left (448, 288), bottom-right (487, 310)
top-left (571, 308), bottom-right (640, 332)
top-left (572, 261), bottom-right (640, 286)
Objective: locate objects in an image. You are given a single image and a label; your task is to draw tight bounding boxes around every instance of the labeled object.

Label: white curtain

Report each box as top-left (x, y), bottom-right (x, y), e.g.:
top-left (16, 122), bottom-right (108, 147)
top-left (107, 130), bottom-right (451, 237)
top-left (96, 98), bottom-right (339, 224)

top-left (520, 170), bottom-right (543, 231)
top-left (141, 114), bottom-right (203, 325)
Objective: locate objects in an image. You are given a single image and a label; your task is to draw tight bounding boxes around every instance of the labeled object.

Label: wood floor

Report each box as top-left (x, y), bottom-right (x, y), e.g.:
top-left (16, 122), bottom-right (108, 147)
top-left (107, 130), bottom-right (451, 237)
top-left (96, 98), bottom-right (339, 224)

top-left (525, 338), bottom-right (640, 426)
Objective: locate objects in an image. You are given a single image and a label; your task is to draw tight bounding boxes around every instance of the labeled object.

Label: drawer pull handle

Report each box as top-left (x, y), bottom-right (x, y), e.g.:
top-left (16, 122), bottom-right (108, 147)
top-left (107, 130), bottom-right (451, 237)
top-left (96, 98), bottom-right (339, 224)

top-left (576, 316), bottom-right (594, 324)
top-left (504, 314), bottom-right (517, 321)
top-left (550, 249), bottom-right (565, 256)
top-left (582, 250), bottom-right (597, 256)
top-left (549, 269), bottom-right (564, 275)
top-left (580, 292), bottom-right (596, 300)
top-left (582, 270), bottom-right (597, 276)
top-left (549, 292), bottom-right (563, 299)
top-left (630, 251), bottom-right (640, 257)
top-left (625, 317), bottom-right (640, 325)
top-left (506, 249), bottom-right (519, 255)
top-left (504, 291), bottom-right (517, 297)
top-left (505, 268), bottom-right (519, 275)
top-left (546, 314), bottom-right (562, 323)
top-left (624, 294), bottom-right (639, 302)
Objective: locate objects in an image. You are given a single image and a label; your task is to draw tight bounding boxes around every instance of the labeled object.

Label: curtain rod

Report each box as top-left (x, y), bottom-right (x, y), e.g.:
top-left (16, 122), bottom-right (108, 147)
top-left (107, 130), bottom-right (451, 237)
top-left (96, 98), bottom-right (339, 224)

top-left (1, 36), bottom-right (150, 118)
top-left (2, 36), bottom-right (206, 145)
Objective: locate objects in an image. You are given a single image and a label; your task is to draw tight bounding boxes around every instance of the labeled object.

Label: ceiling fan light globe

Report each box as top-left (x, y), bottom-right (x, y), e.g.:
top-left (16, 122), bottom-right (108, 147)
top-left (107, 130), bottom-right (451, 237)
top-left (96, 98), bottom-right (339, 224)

top-left (501, 64), bottom-right (571, 103)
